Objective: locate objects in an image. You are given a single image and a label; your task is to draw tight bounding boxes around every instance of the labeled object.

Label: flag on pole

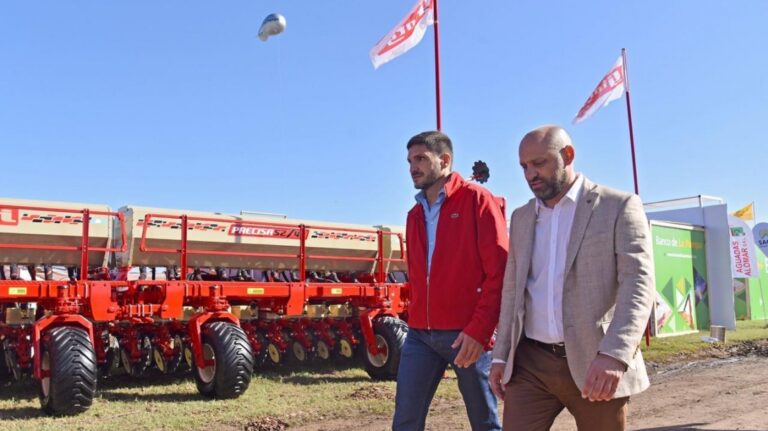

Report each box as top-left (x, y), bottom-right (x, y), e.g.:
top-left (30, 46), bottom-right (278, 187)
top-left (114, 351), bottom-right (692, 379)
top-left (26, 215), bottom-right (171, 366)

top-left (573, 55), bottom-right (626, 124)
top-left (369, 0), bottom-right (434, 69)
top-left (728, 215), bottom-right (759, 278)
top-left (733, 203), bottom-right (755, 221)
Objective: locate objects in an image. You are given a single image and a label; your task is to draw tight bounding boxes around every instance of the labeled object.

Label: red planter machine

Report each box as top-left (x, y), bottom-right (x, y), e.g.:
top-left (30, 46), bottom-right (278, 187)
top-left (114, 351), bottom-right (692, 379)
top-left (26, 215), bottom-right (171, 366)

top-left (0, 198), bottom-right (409, 415)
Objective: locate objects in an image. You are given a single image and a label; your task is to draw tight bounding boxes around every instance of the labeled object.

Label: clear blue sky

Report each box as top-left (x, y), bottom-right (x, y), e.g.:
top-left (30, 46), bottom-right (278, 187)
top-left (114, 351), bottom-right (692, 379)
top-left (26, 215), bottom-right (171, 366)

top-left (1, 1), bottom-right (766, 226)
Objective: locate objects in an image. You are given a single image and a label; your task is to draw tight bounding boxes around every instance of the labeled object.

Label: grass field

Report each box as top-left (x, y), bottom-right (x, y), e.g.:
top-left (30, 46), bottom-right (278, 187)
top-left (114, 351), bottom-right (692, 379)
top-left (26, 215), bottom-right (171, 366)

top-left (1, 320), bottom-right (766, 431)
top-left (642, 319), bottom-right (768, 362)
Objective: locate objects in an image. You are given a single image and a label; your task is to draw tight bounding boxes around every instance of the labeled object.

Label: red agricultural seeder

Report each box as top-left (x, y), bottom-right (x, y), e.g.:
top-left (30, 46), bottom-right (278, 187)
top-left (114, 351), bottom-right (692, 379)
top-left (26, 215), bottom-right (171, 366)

top-left (0, 198), bottom-right (409, 416)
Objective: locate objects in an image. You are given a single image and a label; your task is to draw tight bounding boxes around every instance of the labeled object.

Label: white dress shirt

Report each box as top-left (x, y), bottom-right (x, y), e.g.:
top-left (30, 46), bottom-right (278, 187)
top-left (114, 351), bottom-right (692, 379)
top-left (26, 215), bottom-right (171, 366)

top-left (524, 174), bottom-right (584, 344)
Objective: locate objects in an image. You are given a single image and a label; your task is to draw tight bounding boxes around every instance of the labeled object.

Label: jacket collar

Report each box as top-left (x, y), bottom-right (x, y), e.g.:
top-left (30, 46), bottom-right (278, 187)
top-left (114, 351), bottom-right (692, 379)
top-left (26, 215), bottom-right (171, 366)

top-left (442, 171), bottom-right (465, 199)
top-left (408, 172), bottom-right (464, 218)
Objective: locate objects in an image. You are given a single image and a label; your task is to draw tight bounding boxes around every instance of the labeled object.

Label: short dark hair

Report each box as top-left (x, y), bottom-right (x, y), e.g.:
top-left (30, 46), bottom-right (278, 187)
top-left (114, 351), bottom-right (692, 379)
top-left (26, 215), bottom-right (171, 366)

top-left (406, 131), bottom-right (453, 157)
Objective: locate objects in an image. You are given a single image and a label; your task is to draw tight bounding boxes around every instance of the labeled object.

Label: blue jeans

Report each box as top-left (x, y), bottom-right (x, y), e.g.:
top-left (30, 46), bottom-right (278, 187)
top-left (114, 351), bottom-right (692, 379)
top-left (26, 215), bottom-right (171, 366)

top-left (392, 329), bottom-right (501, 431)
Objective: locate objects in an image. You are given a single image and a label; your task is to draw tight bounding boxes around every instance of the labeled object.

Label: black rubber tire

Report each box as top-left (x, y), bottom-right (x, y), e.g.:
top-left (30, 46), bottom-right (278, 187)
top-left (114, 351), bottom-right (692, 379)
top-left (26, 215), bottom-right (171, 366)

top-left (39, 326), bottom-right (98, 416)
top-left (363, 316), bottom-right (408, 381)
top-left (193, 322), bottom-right (254, 399)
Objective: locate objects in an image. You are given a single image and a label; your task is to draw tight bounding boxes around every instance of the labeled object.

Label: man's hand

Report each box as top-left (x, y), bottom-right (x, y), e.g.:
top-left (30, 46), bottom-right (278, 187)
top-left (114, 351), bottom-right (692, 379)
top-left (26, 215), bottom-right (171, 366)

top-left (581, 353), bottom-right (626, 402)
top-left (451, 331), bottom-right (483, 368)
top-left (489, 363), bottom-right (506, 400)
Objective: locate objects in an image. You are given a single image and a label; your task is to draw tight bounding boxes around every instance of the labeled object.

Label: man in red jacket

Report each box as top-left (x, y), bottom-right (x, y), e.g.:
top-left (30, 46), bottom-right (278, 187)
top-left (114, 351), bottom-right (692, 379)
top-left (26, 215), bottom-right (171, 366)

top-left (393, 131), bottom-right (509, 431)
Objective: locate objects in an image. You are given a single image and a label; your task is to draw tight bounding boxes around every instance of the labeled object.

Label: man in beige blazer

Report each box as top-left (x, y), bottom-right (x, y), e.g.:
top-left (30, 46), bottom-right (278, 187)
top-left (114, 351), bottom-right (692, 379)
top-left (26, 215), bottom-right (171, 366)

top-left (490, 126), bottom-right (655, 430)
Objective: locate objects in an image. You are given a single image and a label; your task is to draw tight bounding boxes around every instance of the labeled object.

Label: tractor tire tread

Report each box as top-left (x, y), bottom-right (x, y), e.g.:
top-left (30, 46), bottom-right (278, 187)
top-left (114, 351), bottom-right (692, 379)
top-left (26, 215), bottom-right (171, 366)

top-left (41, 326), bottom-right (97, 416)
top-left (364, 316), bottom-right (408, 381)
top-left (196, 321), bottom-right (254, 399)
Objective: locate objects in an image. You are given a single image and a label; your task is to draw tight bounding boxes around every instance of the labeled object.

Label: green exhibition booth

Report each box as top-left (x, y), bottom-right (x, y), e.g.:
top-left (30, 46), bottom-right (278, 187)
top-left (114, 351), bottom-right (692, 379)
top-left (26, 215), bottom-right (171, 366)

top-left (645, 196), bottom-right (768, 337)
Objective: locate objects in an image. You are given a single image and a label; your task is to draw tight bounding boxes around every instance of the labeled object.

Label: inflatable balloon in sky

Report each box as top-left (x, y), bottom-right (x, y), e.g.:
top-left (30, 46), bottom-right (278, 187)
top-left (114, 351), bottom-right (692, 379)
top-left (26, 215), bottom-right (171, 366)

top-left (258, 13), bottom-right (286, 42)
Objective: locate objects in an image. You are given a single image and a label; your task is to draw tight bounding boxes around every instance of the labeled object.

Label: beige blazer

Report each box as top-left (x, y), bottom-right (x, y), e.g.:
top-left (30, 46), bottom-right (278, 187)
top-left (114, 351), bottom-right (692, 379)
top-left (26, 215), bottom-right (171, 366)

top-left (492, 177), bottom-right (655, 398)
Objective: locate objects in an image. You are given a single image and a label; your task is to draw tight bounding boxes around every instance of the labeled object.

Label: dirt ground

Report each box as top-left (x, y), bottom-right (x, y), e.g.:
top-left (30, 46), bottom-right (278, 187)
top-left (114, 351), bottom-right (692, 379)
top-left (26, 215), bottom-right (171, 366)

top-left (287, 342), bottom-right (768, 431)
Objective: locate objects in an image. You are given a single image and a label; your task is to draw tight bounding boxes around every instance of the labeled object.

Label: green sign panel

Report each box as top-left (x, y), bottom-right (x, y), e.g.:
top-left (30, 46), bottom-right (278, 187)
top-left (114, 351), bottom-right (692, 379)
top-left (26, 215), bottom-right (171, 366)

top-left (651, 223), bottom-right (708, 335)
top-left (746, 253), bottom-right (768, 320)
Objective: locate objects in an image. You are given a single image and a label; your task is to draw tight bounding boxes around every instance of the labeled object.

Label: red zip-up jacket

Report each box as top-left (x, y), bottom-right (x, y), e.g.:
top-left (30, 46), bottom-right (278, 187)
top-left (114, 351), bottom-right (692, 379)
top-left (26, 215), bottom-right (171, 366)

top-left (405, 172), bottom-right (509, 346)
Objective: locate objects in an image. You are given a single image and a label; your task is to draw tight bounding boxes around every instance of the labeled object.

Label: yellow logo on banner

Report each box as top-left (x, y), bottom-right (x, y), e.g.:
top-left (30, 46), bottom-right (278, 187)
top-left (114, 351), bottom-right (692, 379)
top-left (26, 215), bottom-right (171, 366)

top-left (331, 288), bottom-right (343, 295)
top-left (8, 287), bottom-right (27, 295)
top-left (247, 288), bottom-right (265, 295)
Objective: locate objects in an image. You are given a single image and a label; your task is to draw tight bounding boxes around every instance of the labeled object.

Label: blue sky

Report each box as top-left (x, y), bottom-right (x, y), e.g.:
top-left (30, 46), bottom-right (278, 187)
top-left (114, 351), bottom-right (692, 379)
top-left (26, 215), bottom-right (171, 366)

top-left (1, 1), bottom-right (766, 226)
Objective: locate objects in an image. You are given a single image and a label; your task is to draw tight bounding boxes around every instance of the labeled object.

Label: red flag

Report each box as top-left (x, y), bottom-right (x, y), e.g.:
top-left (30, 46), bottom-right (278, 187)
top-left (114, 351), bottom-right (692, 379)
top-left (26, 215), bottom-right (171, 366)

top-left (370, 0), bottom-right (435, 69)
top-left (573, 55), bottom-right (626, 124)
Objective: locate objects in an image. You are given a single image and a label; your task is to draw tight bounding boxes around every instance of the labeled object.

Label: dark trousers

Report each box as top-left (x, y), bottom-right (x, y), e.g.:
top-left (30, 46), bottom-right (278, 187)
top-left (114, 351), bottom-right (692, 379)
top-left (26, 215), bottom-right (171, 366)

top-left (502, 338), bottom-right (628, 431)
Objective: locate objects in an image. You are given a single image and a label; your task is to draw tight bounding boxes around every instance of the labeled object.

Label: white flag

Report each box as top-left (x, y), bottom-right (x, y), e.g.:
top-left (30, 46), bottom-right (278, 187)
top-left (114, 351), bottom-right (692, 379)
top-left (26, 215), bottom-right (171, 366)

top-left (369, 0), bottom-right (434, 69)
top-left (573, 55), bottom-right (626, 124)
top-left (728, 215), bottom-right (759, 278)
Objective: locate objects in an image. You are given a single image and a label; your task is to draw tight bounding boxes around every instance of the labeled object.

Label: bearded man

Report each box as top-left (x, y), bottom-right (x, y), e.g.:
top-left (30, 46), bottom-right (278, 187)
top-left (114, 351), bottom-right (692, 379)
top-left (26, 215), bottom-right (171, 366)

top-left (489, 125), bottom-right (655, 431)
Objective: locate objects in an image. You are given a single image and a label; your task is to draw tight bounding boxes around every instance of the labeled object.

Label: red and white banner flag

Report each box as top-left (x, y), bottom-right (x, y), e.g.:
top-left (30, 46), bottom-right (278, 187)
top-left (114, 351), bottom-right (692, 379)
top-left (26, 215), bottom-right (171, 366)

top-left (369, 0), bottom-right (434, 69)
top-left (573, 55), bottom-right (626, 124)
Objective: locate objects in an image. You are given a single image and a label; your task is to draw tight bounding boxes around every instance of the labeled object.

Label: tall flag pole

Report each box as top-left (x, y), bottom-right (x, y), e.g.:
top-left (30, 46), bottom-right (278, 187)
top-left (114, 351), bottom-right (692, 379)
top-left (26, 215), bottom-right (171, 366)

top-left (622, 48), bottom-right (640, 195)
top-left (433, 0), bottom-right (442, 130)
top-left (619, 48), bottom-right (646, 344)
top-left (370, 0), bottom-right (440, 129)
top-left (622, 48), bottom-right (651, 345)
top-left (574, 49), bottom-right (646, 343)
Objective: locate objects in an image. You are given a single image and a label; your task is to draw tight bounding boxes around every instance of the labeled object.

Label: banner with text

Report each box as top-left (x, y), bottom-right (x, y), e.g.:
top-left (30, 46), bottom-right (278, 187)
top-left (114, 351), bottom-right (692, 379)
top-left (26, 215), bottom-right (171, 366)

top-left (650, 223), bottom-right (707, 335)
top-left (728, 215), bottom-right (759, 278)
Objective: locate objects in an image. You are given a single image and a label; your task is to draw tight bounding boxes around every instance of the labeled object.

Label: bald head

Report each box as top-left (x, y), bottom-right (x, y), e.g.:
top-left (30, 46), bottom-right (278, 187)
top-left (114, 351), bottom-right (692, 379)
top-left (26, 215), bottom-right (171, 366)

top-left (518, 125), bottom-right (577, 207)
top-left (520, 125), bottom-right (574, 153)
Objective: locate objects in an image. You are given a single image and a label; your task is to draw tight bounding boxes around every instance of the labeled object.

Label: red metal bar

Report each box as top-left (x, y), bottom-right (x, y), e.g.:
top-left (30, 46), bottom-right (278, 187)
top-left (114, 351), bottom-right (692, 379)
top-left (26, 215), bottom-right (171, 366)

top-left (142, 212), bottom-right (394, 236)
top-left (186, 249), bottom-right (297, 258)
top-left (303, 224), bottom-right (380, 235)
top-left (138, 247), bottom-right (402, 263)
top-left (139, 214), bottom-right (150, 253)
top-left (376, 229), bottom-right (385, 283)
top-left (139, 243), bottom-right (298, 259)
top-left (180, 215), bottom-right (188, 280)
top-left (142, 212), bottom-right (305, 231)
top-left (80, 208), bottom-right (90, 280)
top-left (0, 280), bottom-right (95, 301)
top-left (305, 254), bottom-right (377, 262)
top-left (137, 213), bottom-right (406, 274)
top-left (0, 204), bottom-right (116, 218)
top-left (0, 244), bottom-right (81, 251)
top-left (0, 204), bottom-right (127, 254)
top-left (0, 244), bottom-right (145, 252)
top-left (299, 224), bottom-right (306, 283)
top-left (433, 0), bottom-right (442, 130)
